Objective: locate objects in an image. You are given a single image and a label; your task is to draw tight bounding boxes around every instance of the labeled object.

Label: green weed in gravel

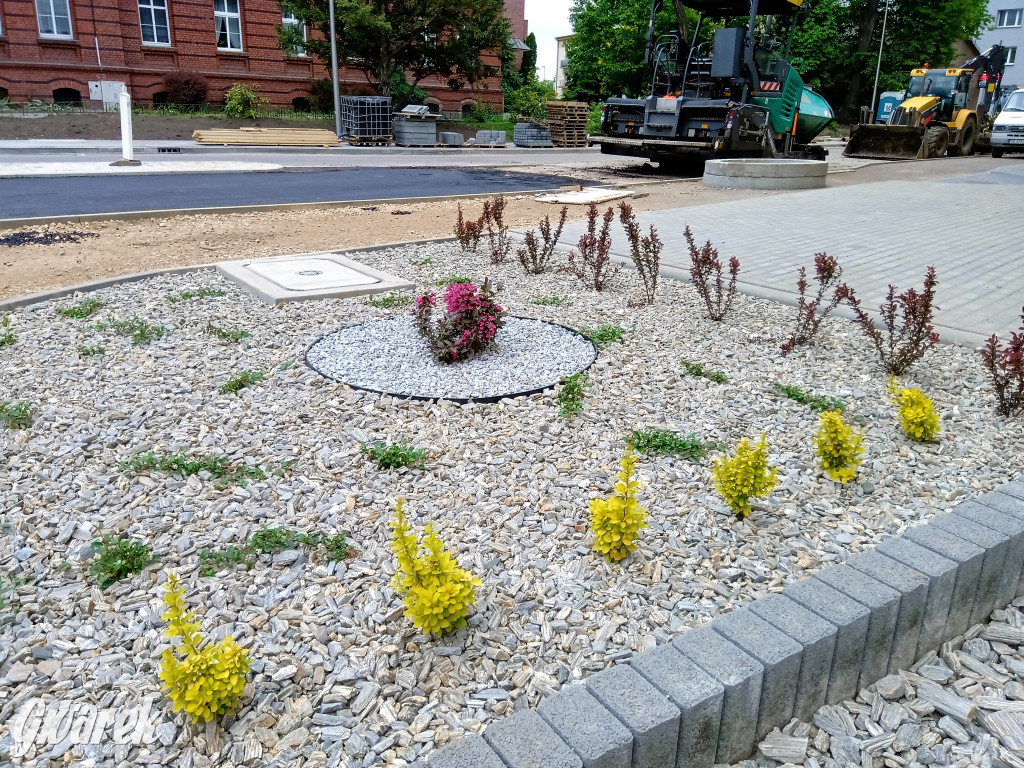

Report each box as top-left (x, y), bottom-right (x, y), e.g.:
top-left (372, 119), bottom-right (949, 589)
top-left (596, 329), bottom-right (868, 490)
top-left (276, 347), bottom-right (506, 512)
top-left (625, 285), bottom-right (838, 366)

top-left (680, 359), bottom-right (728, 384)
top-left (366, 294), bottom-right (413, 309)
top-left (0, 401), bottom-right (35, 429)
top-left (410, 256), bottom-right (433, 266)
top-left (582, 324), bottom-right (625, 349)
top-left (121, 450), bottom-right (286, 486)
top-left (774, 383), bottom-right (846, 413)
top-left (557, 372), bottom-right (589, 419)
top-left (206, 323), bottom-right (251, 343)
top-left (0, 317), bottom-right (16, 347)
top-left (220, 370), bottom-right (265, 394)
top-left (530, 295), bottom-right (570, 306)
top-left (166, 287), bottom-right (226, 303)
top-left (101, 317), bottom-right (167, 346)
top-left (198, 527), bottom-right (349, 575)
top-left (628, 429), bottom-right (725, 461)
top-left (0, 574), bottom-right (25, 613)
top-left (90, 534), bottom-right (157, 589)
top-left (57, 298), bottom-right (105, 319)
top-left (361, 440), bottom-right (430, 470)
top-left (435, 275), bottom-right (474, 287)
top-left (78, 344), bottom-right (105, 357)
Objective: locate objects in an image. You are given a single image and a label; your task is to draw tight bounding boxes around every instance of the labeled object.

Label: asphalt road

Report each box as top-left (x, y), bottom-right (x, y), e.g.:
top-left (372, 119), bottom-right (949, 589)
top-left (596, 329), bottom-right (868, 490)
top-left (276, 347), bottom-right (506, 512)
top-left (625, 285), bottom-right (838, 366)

top-left (0, 167), bottom-right (580, 219)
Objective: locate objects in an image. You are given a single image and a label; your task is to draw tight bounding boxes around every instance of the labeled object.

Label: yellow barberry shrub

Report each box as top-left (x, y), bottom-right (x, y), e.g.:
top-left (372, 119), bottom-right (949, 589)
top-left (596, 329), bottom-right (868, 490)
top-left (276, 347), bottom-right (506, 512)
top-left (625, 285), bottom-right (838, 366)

top-left (711, 434), bottom-right (778, 518)
top-left (390, 499), bottom-right (481, 635)
top-left (888, 379), bottom-right (941, 442)
top-left (159, 572), bottom-right (250, 722)
top-left (590, 444), bottom-right (648, 562)
top-left (813, 410), bottom-right (864, 483)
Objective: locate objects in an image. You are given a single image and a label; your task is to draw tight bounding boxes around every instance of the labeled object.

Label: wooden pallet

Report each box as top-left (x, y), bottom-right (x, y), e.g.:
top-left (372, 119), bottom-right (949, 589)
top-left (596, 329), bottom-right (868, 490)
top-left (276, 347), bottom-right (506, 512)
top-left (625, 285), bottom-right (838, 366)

top-left (192, 128), bottom-right (340, 147)
top-left (345, 135), bottom-right (393, 146)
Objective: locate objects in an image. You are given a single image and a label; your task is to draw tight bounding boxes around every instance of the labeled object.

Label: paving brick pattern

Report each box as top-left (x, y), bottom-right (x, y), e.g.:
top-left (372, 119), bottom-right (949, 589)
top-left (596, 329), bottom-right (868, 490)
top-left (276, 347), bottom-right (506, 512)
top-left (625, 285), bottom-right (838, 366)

top-left (428, 489), bottom-right (1024, 768)
top-left (554, 180), bottom-right (1024, 344)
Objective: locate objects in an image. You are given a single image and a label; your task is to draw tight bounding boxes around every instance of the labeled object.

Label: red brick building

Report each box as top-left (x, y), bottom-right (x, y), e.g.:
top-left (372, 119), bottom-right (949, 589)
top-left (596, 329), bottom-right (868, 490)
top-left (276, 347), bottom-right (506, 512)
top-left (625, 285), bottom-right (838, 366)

top-left (0, 0), bottom-right (527, 111)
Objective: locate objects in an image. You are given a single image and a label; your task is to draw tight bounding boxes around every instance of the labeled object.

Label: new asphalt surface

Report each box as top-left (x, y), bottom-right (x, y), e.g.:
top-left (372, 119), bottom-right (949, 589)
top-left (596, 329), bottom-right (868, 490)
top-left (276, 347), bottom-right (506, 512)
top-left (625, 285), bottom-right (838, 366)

top-left (0, 167), bottom-right (581, 219)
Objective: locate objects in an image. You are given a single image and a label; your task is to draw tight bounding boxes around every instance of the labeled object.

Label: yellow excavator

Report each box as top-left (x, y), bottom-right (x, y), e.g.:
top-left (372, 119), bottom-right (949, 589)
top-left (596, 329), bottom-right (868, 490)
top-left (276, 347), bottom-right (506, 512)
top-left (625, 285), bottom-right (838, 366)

top-left (844, 45), bottom-right (1007, 159)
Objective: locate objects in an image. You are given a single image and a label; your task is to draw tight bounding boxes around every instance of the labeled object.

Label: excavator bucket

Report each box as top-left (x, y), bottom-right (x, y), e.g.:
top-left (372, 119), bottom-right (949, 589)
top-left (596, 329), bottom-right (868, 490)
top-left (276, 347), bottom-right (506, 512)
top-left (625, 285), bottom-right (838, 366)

top-left (843, 124), bottom-right (927, 160)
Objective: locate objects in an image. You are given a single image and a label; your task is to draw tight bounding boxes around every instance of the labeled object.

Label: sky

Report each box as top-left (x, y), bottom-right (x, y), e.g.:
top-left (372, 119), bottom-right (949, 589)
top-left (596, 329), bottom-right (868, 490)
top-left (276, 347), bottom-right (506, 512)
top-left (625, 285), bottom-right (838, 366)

top-left (524, 0), bottom-right (574, 83)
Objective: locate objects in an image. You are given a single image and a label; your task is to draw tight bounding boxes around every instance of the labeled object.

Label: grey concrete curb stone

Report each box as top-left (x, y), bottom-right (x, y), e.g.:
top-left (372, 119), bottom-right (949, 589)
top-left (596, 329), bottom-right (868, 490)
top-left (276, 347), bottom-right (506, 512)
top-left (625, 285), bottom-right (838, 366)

top-left (748, 594), bottom-right (837, 722)
top-left (483, 710), bottom-right (582, 768)
top-left (927, 514), bottom-right (1011, 625)
top-left (845, 550), bottom-right (929, 674)
top-left (673, 625), bottom-right (763, 764)
top-left (951, 500), bottom-right (1024, 599)
top-left (629, 644), bottom-right (724, 768)
top-left (781, 579), bottom-right (870, 705)
top-left (813, 565), bottom-right (900, 688)
top-left (902, 525), bottom-right (985, 640)
top-left (586, 664), bottom-right (680, 768)
top-left (427, 734), bottom-right (505, 768)
top-left (538, 685), bottom-right (634, 768)
top-left (709, 609), bottom-right (802, 740)
top-left (874, 537), bottom-right (957, 652)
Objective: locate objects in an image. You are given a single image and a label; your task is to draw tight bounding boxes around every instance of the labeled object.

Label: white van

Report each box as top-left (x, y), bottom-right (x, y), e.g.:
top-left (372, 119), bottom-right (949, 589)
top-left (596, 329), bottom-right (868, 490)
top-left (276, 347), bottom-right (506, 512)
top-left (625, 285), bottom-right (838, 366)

top-left (991, 88), bottom-right (1024, 158)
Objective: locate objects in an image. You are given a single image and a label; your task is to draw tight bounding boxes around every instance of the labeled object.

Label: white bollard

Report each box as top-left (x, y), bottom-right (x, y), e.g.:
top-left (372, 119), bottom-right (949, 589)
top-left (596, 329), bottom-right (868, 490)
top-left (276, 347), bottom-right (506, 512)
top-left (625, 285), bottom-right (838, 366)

top-left (111, 85), bottom-right (141, 166)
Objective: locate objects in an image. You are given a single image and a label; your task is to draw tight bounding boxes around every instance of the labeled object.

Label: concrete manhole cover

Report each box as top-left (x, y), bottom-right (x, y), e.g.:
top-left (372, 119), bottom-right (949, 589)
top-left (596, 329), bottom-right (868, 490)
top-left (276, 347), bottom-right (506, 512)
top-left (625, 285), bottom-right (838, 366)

top-left (217, 251), bottom-right (414, 304)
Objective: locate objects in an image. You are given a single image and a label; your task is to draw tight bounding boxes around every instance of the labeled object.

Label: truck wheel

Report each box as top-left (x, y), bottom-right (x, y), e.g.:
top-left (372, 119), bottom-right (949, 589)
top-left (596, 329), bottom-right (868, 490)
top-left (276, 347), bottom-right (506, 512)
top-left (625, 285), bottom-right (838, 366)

top-left (925, 126), bottom-right (949, 158)
top-left (948, 120), bottom-right (977, 156)
top-left (992, 148), bottom-right (1004, 158)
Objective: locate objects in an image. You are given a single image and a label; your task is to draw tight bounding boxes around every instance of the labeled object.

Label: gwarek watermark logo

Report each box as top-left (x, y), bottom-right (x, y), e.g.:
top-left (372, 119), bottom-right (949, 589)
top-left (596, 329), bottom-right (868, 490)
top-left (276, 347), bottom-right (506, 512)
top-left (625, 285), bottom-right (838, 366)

top-left (8, 695), bottom-right (174, 757)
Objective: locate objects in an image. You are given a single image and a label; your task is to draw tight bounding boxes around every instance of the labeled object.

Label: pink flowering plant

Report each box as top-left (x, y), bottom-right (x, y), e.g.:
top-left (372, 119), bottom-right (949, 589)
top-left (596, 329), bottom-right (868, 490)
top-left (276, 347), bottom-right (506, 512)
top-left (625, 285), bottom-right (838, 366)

top-left (413, 280), bottom-right (506, 363)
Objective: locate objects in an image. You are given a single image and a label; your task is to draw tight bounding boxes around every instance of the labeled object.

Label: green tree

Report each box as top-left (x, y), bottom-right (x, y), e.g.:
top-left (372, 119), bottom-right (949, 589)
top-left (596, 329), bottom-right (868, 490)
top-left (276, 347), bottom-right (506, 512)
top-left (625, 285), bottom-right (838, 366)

top-left (790, 0), bottom-right (991, 116)
top-left (519, 32), bottom-right (538, 81)
top-left (565, 0), bottom-right (698, 101)
top-left (277, 0), bottom-right (510, 95)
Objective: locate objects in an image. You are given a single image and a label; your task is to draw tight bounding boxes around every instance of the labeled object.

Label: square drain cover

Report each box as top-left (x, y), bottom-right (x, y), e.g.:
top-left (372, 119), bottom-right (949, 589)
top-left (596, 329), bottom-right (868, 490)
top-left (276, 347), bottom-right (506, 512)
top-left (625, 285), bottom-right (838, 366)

top-left (247, 257), bottom-right (381, 291)
top-left (217, 251), bottom-right (415, 305)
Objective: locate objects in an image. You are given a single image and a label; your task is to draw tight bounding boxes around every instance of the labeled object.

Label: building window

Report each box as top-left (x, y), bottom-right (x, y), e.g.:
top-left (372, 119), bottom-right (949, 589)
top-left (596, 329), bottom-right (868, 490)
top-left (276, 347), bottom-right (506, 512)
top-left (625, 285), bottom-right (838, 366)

top-left (282, 11), bottom-right (306, 56)
top-left (997, 8), bottom-right (1022, 27)
top-left (215, 0), bottom-right (242, 50)
top-left (1008, 46), bottom-right (1018, 65)
top-left (37, 0), bottom-right (74, 38)
top-left (139, 0), bottom-right (171, 45)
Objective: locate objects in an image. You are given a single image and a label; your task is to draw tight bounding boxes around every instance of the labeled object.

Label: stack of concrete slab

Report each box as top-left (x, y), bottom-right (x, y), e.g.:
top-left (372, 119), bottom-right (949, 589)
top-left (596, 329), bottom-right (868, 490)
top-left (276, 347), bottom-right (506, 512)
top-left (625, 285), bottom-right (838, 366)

top-left (514, 122), bottom-right (554, 148)
top-left (427, 482), bottom-right (1024, 768)
top-left (474, 130), bottom-right (506, 146)
top-left (393, 109), bottom-right (439, 146)
top-left (438, 132), bottom-right (465, 146)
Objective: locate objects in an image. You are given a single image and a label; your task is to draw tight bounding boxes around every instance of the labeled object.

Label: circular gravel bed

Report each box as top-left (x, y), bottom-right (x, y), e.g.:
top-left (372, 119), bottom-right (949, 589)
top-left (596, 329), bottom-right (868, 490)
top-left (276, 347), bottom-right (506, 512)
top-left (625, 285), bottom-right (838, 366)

top-left (306, 316), bottom-right (597, 402)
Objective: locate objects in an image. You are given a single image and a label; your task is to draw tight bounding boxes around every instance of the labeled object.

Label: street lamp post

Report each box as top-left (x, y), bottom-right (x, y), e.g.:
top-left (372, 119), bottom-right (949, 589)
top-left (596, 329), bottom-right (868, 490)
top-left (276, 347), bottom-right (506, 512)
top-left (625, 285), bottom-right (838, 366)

top-left (328, 0), bottom-right (342, 137)
top-left (870, 0), bottom-right (891, 121)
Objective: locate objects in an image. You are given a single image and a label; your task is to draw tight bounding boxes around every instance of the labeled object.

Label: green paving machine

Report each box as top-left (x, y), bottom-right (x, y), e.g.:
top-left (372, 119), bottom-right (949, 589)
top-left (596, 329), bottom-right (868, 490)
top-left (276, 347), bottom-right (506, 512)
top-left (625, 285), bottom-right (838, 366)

top-left (590, 0), bottom-right (835, 167)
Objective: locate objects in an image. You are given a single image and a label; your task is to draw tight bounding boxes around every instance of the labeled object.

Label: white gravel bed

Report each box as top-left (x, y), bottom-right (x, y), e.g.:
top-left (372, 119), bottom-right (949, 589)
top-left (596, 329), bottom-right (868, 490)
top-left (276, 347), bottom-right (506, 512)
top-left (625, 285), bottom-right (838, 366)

top-left (306, 316), bottom-right (595, 401)
top-left (0, 239), bottom-right (1022, 768)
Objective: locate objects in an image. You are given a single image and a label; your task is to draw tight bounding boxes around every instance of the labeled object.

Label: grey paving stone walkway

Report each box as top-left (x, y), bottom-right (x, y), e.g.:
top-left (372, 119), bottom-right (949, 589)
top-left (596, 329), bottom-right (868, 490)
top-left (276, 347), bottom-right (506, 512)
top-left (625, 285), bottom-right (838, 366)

top-left (555, 176), bottom-right (1024, 345)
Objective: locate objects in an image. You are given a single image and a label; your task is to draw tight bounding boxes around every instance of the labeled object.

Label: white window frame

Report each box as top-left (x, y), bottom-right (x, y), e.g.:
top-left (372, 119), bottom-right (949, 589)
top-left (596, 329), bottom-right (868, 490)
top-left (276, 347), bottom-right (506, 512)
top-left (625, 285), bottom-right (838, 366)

top-left (282, 11), bottom-right (306, 56)
top-left (139, 0), bottom-right (171, 45)
top-left (1008, 46), bottom-right (1018, 65)
top-left (214, 0), bottom-right (243, 51)
top-left (997, 8), bottom-right (1022, 27)
top-left (36, 0), bottom-right (74, 38)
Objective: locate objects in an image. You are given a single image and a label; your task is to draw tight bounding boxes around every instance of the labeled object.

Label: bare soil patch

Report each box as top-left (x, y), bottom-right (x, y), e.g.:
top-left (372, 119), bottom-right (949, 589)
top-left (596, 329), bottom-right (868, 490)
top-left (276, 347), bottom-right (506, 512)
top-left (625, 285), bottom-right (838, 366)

top-left (0, 180), bottom-right (770, 301)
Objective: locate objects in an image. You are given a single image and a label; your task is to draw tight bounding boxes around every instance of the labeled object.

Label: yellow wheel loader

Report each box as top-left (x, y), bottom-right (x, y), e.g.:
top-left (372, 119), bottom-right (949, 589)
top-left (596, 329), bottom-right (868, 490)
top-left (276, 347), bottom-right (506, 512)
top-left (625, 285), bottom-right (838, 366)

top-left (844, 45), bottom-right (1007, 160)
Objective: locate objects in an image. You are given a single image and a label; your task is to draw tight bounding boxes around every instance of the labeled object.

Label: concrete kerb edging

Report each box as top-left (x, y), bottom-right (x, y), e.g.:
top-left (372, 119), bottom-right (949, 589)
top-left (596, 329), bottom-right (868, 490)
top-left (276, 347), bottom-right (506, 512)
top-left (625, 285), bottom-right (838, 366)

top-left (0, 237), bottom-right (458, 312)
top-left (427, 484), bottom-right (1024, 768)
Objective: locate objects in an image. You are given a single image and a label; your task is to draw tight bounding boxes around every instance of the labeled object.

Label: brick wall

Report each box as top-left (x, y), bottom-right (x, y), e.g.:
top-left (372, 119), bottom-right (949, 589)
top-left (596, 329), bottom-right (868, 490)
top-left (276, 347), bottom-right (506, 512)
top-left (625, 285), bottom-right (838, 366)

top-left (0, 0), bottom-right (518, 110)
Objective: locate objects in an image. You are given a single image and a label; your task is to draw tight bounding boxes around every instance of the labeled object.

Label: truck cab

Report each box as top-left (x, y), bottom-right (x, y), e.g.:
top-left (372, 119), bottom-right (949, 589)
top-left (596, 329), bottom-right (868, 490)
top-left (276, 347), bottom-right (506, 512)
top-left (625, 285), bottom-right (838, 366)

top-left (991, 88), bottom-right (1024, 158)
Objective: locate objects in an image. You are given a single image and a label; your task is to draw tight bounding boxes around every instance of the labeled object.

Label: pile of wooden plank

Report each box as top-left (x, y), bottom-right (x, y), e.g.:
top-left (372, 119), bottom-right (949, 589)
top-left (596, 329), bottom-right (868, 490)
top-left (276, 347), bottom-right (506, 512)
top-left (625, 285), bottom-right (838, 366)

top-left (544, 102), bottom-right (589, 148)
top-left (192, 128), bottom-right (339, 147)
